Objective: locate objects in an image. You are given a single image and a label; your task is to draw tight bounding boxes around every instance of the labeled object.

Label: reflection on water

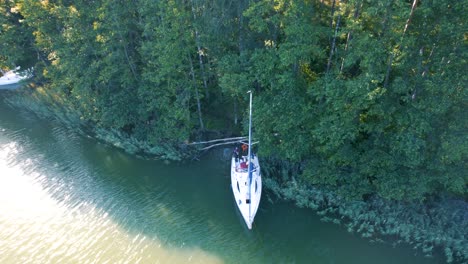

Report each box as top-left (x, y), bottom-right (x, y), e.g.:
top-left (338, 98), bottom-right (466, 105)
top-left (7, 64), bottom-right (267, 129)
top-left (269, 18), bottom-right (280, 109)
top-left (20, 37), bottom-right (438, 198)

top-left (0, 141), bottom-right (222, 264)
top-left (0, 95), bottom-right (443, 264)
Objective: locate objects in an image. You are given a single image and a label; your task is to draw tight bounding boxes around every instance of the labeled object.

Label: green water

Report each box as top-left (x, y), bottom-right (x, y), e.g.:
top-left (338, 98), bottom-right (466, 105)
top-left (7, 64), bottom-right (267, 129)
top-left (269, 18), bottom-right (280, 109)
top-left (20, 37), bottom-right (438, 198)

top-left (0, 93), bottom-right (443, 263)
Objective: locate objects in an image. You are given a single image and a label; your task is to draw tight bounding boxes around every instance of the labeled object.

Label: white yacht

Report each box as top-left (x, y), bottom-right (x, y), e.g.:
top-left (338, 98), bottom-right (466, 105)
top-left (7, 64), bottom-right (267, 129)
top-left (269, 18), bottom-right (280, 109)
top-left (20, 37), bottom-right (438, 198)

top-left (231, 91), bottom-right (262, 229)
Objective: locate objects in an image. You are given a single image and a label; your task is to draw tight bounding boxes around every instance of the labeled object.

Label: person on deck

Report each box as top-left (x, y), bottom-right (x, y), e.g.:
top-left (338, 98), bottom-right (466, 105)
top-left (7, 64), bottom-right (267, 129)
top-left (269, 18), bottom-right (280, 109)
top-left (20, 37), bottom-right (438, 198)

top-left (241, 144), bottom-right (248, 155)
top-left (233, 147), bottom-right (239, 162)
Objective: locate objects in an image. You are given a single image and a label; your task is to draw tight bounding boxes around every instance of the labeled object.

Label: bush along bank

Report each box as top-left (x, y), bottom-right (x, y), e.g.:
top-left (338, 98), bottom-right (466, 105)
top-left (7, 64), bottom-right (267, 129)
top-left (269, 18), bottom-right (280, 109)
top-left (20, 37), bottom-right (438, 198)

top-left (262, 158), bottom-right (468, 264)
top-left (2, 85), bottom-right (190, 161)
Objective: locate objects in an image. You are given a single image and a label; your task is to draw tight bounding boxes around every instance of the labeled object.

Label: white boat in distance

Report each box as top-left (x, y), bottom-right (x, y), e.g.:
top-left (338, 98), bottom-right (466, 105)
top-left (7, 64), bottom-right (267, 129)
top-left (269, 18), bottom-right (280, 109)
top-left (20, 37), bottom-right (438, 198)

top-left (0, 67), bottom-right (31, 87)
top-left (231, 91), bottom-right (262, 229)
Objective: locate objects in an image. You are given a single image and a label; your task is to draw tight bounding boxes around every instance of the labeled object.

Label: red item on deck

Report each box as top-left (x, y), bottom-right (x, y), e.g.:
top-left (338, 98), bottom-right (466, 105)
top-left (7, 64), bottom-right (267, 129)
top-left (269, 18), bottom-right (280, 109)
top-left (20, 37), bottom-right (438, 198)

top-left (240, 162), bottom-right (248, 169)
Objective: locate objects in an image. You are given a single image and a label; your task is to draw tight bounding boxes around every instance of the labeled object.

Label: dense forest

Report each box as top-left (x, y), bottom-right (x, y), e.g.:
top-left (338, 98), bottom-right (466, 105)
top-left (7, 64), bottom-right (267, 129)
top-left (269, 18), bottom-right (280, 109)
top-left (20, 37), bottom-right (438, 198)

top-left (1, 0), bottom-right (466, 204)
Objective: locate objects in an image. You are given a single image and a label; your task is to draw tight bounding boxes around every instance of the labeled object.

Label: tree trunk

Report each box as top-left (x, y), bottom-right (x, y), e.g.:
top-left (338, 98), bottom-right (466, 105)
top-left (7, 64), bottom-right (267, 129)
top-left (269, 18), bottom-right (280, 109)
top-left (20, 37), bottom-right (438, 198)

top-left (403, 0), bottom-right (419, 35)
top-left (340, 1), bottom-right (362, 74)
top-left (188, 55), bottom-right (205, 130)
top-left (329, 0), bottom-right (336, 29)
top-left (380, 0), bottom-right (394, 37)
top-left (383, 53), bottom-right (393, 89)
top-left (234, 99), bottom-right (238, 125)
top-left (413, 43), bottom-right (435, 100)
top-left (190, 0), bottom-right (209, 98)
top-left (111, 16), bottom-right (138, 82)
top-left (238, 0), bottom-right (245, 56)
top-left (326, 14), bottom-right (341, 74)
top-left (384, 0), bottom-right (418, 88)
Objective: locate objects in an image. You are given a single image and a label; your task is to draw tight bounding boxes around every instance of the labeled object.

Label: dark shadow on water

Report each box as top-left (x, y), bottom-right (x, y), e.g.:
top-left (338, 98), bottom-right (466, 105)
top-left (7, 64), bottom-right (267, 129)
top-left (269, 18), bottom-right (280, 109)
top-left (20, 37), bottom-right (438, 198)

top-left (0, 94), bottom-right (445, 264)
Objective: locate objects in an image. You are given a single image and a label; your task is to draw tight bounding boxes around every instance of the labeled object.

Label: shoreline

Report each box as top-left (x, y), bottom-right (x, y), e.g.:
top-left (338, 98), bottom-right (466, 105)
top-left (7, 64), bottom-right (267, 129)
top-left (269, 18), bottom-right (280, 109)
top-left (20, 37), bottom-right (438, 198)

top-left (262, 160), bottom-right (467, 264)
top-left (1, 88), bottom-right (467, 263)
top-left (0, 83), bottom-right (22, 90)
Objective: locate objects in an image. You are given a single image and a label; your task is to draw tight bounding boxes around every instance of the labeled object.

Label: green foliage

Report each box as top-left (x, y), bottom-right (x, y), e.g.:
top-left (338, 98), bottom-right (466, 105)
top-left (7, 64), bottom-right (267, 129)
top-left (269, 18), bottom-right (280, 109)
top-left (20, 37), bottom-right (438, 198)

top-left (1, 0), bottom-right (465, 214)
top-left (0, 0), bottom-right (36, 69)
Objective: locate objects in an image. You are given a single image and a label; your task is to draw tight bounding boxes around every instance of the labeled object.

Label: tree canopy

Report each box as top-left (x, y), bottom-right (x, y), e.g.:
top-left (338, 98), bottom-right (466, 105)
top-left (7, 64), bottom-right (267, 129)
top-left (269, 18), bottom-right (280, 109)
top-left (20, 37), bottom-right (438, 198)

top-left (1, 0), bottom-right (466, 201)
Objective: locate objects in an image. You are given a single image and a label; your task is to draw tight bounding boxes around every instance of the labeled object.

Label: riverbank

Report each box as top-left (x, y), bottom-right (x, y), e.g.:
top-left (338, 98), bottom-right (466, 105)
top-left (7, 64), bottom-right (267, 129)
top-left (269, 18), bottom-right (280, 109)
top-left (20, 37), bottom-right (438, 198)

top-left (262, 159), bottom-right (467, 263)
top-left (1, 84), bottom-right (191, 160)
top-left (1, 87), bottom-right (466, 263)
top-left (0, 83), bottom-right (21, 90)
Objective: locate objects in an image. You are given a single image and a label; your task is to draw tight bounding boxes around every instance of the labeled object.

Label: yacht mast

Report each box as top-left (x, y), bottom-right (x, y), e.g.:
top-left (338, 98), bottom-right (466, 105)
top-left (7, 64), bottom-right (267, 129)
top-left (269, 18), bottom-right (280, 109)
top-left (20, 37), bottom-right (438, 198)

top-left (247, 90), bottom-right (253, 224)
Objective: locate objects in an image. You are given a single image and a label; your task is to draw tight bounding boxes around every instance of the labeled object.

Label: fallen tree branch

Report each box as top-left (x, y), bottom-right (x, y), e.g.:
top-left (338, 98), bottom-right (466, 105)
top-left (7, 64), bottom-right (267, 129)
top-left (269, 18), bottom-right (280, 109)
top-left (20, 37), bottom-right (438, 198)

top-left (199, 140), bottom-right (260, 151)
top-left (189, 136), bottom-right (247, 145)
top-left (199, 140), bottom-right (245, 150)
top-left (238, 140), bottom-right (259, 145)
